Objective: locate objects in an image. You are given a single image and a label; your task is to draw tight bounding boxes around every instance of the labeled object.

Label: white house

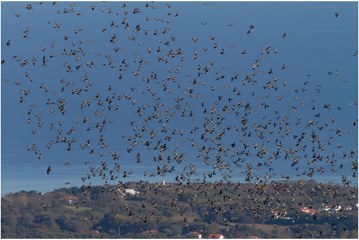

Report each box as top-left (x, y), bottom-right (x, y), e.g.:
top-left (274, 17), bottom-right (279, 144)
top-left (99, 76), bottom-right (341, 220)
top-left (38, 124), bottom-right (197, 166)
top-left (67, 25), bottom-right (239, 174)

top-left (323, 205), bottom-right (331, 212)
top-left (125, 189), bottom-right (139, 195)
top-left (333, 205), bottom-right (342, 212)
top-left (208, 234), bottom-right (224, 239)
top-left (343, 206), bottom-right (352, 211)
top-left (60, 196), bottom-right (79, 205)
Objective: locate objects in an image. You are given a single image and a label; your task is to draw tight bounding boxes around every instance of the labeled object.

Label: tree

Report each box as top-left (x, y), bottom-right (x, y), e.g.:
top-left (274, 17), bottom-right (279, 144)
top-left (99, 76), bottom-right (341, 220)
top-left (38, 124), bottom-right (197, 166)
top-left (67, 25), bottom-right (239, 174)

top-left (170, 224), bottom-right (182, 236)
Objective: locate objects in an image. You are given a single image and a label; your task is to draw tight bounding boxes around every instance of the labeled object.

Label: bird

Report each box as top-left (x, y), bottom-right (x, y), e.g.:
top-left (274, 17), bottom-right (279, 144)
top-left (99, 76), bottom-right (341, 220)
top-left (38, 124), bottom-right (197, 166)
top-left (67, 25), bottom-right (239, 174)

top-left (3, 2), bottom-right (356, 235)
top-left (47, 166), bottom-right (52, 174)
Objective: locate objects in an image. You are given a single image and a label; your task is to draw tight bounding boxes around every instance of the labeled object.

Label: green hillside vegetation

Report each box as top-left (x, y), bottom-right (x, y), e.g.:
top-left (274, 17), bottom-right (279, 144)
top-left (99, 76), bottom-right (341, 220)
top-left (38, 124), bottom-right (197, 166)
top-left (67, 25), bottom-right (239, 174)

top-left (1, 180), bottom-right (358, 238)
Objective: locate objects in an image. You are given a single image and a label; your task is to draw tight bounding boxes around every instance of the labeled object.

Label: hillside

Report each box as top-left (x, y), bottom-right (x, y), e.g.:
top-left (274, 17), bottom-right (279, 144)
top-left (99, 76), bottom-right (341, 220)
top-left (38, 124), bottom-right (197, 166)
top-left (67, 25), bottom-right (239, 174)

top-left (1, 180), bottom-right (358, 238)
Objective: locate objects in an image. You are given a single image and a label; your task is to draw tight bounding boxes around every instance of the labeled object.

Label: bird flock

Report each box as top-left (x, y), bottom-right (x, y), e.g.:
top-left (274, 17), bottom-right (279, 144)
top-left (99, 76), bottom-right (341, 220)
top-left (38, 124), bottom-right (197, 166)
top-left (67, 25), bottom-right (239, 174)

top-left (2, 1), bottom-right (358, 230)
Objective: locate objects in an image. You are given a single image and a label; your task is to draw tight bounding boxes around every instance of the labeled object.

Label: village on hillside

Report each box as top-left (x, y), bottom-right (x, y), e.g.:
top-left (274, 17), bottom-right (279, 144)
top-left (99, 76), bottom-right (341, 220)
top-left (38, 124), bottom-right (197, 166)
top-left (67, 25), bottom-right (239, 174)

top-left (2, 180), bottom-right (358, 238)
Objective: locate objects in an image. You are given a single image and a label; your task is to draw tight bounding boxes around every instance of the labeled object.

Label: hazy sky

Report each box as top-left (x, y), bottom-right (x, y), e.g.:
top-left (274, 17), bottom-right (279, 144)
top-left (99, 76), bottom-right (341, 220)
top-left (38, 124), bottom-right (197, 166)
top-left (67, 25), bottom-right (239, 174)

top-left (1, 1), bottom-right (358, 194)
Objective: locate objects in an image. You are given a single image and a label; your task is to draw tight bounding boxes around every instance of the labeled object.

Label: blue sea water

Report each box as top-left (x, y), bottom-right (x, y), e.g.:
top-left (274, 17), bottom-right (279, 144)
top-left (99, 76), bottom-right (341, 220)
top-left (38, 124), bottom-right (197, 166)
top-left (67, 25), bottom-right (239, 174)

top-left (1, 2), bottom-right (358, 195)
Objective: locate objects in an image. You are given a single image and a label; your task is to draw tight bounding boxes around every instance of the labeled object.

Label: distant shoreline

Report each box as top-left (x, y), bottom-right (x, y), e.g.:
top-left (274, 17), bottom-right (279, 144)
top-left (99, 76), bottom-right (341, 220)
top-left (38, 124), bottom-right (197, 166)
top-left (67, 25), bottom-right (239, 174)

top-left (2, 178), bottom-right (357, 197)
